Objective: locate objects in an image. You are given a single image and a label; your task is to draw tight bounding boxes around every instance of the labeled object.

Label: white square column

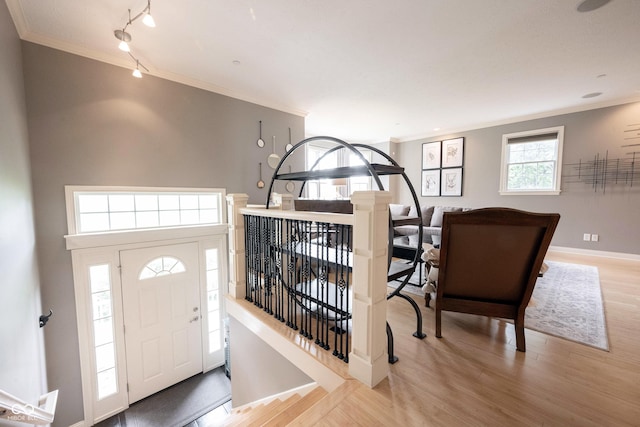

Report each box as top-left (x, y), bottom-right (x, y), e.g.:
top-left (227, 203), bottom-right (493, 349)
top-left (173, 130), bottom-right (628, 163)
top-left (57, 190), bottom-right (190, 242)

top-left (348, 191), bottom-right (392, 387)
top-left (226, 193), bottom-right (249, 300)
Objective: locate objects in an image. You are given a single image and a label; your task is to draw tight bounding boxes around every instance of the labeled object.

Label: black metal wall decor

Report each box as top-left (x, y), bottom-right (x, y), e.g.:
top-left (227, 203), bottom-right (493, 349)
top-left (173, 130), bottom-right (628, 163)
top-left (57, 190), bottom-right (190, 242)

top-left (563, 149), bottom-right (639, 193)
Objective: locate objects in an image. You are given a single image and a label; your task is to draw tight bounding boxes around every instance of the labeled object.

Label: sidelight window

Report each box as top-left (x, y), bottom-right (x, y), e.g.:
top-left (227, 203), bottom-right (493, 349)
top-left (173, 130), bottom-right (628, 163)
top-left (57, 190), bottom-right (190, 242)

top-left (89, 264), bottom-right (118, 400)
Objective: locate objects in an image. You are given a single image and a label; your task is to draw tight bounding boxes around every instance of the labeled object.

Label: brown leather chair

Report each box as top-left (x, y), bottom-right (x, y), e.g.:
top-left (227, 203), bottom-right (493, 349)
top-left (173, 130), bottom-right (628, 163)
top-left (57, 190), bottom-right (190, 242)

top-left (435, 207), bottom-right (560, 352)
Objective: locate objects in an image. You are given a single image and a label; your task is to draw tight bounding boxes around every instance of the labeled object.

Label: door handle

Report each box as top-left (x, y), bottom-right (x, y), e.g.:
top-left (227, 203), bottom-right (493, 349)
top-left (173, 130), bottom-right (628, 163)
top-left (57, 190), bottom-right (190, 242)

top-left (190, 316), bottom-right (199, 323)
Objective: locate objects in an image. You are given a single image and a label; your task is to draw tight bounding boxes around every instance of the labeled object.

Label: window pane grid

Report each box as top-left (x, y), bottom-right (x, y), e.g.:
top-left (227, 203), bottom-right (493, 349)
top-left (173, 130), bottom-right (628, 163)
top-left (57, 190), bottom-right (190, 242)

top-left (76, 191), bottom-right (222, 233)
top-left (89, 264), bottom-right (118, 400)
top-left (305, 145), bottom-right (372, 199)
top-left (502, 129), bottom-right (562, 193)
top-left (205, 248), bottom-right (222, 353)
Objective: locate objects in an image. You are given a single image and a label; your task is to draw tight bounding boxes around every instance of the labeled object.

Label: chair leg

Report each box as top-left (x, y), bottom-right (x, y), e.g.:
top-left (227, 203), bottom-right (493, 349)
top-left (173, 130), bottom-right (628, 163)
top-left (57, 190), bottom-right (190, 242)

top-left (435, 307), bottom-right (442, 338)
top-left (515, 317), bottom-right (526, 352)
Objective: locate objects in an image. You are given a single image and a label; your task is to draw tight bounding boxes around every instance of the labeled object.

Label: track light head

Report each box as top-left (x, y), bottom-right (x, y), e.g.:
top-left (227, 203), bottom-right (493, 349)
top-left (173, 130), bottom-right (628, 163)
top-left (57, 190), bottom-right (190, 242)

top-left (143, 1), bottom-right (156, 28)
top-left (114, 29), bottom-right (132, 52)
top-left (142, 13), bottom-right (156, 27)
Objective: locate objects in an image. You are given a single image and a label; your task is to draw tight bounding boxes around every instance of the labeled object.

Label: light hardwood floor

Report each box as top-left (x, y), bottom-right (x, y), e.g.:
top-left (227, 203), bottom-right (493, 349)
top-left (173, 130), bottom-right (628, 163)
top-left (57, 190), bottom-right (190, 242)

top-left (288, 251), bottom-right (640, 426)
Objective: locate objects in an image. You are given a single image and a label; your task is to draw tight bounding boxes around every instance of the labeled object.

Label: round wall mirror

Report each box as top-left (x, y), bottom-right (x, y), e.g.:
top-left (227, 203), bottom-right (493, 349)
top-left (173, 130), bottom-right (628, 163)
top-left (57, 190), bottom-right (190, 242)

top-left (268, 136), bottom-right (280, 169)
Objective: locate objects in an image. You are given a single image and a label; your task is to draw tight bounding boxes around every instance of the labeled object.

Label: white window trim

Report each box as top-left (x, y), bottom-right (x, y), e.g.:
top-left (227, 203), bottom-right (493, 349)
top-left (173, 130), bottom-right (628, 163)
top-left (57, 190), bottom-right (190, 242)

top-left (499, 126), bottom-right (564, 196)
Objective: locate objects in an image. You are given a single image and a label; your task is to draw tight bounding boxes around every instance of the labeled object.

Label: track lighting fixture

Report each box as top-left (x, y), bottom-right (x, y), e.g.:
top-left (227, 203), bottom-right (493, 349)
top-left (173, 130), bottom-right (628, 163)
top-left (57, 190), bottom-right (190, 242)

top-left (113, 0), bottom-right (156, 78)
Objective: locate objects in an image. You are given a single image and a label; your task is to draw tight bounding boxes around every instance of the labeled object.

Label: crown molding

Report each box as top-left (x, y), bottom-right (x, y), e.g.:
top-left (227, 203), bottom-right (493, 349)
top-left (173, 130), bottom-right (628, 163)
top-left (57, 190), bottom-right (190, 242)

top-left (5, 0), bottom-right (28, 37)
top-left (394, 96), bottom-right (640, 144)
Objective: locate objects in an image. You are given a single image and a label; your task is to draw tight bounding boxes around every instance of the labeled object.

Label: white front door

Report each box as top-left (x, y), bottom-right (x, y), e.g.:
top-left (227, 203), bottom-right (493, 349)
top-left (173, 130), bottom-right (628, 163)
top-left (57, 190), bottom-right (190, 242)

top-left (120, 242), bottom-right (202, 403)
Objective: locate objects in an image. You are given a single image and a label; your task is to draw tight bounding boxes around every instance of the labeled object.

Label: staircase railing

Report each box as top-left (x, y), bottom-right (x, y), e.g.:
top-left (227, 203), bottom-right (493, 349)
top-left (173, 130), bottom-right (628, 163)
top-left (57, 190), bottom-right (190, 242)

top-left (245, 213), bottom-right (354, 361)
top-left (227, 192), bottom-right (392, 387)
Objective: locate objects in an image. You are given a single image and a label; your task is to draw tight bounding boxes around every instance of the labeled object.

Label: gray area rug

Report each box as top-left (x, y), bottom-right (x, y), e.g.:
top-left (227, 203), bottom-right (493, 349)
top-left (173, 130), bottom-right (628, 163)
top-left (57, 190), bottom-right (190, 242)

top-left (123, 367), bottom-right (231, 427)
top-left (388, 261), bottom-right (609, 351)
top-left (526, 260), bottom-right (609, 351)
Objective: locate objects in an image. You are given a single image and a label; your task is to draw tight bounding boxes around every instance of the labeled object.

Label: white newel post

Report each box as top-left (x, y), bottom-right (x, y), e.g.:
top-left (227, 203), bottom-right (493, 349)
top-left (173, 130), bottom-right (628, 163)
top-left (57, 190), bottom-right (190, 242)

top-left (349, 190), bottom-right (392, 387)
top-left (227, 193), bottom-right (249, 300)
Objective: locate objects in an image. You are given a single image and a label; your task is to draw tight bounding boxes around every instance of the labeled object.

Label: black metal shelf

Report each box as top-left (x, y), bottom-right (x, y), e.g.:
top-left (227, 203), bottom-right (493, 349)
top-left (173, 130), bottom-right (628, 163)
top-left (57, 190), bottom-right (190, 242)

top-left (274, 163), bottom-right (404, 182)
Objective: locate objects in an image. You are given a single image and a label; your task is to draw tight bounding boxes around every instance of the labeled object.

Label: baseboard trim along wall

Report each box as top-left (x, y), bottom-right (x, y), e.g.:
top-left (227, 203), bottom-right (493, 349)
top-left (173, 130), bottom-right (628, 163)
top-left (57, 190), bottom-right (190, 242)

top-left (549, 246), bottom-right (640, 261)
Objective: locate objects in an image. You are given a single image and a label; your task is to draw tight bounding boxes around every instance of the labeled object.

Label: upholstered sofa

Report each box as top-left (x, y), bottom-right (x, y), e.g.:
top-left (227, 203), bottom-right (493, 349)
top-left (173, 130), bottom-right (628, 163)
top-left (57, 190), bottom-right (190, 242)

top-left (390, 203), bottom-right (472, 245)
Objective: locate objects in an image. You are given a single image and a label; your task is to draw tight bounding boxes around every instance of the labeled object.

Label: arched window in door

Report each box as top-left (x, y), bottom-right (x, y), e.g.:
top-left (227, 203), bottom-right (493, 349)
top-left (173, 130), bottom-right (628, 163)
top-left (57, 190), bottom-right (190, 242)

top-left (139, 256), bottom-right (186, 280)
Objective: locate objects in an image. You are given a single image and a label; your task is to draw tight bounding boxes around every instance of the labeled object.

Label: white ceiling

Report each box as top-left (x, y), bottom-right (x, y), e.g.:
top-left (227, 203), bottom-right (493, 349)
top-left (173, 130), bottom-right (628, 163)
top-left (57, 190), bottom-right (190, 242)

top-left (6, 0), bottom-right (640, 143)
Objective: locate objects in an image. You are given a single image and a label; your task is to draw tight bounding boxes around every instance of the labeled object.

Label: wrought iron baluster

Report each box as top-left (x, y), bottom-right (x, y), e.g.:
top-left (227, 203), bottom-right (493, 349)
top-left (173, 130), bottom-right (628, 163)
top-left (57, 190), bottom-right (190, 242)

top-left (343, 224), bottom-right (351, 362)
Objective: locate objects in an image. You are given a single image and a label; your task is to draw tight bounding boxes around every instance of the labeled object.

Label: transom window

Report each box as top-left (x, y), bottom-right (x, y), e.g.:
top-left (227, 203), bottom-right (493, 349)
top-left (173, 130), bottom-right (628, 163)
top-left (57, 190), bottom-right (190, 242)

top-left (65, 186), bottom-right (225, 234)
top-left (500, 126), bottom-right (564, 195)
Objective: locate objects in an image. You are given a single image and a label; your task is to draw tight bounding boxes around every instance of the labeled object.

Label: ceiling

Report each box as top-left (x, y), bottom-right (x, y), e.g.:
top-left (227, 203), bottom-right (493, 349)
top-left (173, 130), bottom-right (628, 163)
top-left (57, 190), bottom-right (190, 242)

top-left (6, 0), bottom-right (640, 143)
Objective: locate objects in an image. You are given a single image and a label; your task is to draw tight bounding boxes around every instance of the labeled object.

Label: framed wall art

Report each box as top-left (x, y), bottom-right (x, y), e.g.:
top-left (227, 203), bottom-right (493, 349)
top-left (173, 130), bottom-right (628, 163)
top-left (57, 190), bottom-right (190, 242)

top-left (441, 167), bottom-right (463, 196)
top-left (422, 141), bottom-right (441, 170)
top-left (441, 137), bottom-right (464, 168)
top-left (421, 169), bottom-right (441, 196)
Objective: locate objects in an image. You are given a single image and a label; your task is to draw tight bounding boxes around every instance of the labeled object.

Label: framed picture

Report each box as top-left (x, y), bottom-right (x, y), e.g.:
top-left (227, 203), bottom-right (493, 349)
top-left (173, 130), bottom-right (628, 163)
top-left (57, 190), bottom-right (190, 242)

top-left (441, 137), bottom-right (464, 168)
top-left (422, 141), bottom-right (441, 169)
top-left (441, 167), bottom-right (463, 196)
top-left (421, 169), bottom-right (441, 196)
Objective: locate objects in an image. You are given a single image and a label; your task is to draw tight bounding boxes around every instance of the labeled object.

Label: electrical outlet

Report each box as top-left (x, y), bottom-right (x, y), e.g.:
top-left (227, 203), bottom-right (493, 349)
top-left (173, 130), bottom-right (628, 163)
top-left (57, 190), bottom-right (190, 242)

top-left (583, 233), bottom-right (591, 241)
top-left (591, 234), bottom-right (599, 242)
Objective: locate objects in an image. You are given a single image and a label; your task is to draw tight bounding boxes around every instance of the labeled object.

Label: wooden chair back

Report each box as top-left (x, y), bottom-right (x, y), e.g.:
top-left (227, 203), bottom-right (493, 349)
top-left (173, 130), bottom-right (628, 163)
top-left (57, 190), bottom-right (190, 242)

top-left (435, 207), bottom-right (560, 351)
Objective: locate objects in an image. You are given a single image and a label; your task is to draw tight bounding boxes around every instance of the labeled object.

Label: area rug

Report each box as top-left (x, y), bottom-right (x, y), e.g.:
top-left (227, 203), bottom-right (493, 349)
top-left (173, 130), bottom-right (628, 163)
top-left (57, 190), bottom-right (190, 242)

top-left (122, 366), bottom-right (231, 427)
top-left (388, 261), bottom-right (610, 351)
top-left (525, 260), bottom-right (609, 351)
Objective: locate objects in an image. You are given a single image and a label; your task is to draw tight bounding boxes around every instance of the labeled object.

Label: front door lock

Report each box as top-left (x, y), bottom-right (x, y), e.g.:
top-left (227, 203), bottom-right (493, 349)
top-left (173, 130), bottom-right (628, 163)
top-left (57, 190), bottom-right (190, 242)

top-left (190, 316), bottom-right (199, 323)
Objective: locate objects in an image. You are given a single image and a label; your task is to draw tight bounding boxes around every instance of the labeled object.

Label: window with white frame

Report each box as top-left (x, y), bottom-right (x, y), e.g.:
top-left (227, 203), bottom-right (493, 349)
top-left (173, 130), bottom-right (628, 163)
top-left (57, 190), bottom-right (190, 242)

top-left (500, 126), bottom-right (564, 195)
top-left (305, 144), bottom-right (372, 199)
top-left (66, 187), bottom-right (225, 234)
top-left (348, 150), bottom-right (372, 193)
top-left (89, 263), bottom-right (118, 400)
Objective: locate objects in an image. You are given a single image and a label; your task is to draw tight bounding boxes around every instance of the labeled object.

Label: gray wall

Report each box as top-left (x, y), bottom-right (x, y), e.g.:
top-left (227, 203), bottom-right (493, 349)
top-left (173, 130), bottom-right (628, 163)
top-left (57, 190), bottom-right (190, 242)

top-left (0, 3), bottom-right (46, 426)
top-left (395, 102), bottom-right (640, 255)
top-left (21, 42), bottom-right (304, 427)
top-left (229, 317), bottom-right (313, 407)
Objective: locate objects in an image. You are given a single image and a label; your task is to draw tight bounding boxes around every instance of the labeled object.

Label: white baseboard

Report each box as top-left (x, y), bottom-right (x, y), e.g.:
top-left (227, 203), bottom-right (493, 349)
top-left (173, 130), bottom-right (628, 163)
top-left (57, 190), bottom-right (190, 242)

top-left (549, 246), bottom-right (640, 261)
